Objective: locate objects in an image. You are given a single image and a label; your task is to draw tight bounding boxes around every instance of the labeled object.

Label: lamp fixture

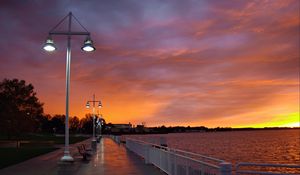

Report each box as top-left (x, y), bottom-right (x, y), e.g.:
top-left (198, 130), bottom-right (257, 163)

top-left (86, 102), bottom-right (90, 109)
top-left (98, 101), bottom-right (102, 108)
top-left (43, 36), bottom-right (56, 52)
top-left (81, 36), bottom-right (95, 52)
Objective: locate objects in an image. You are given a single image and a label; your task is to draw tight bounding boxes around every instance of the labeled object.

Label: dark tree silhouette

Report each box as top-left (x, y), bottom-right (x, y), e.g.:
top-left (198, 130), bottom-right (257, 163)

top-left (70, 116), bottom-right (80, 134)
top-left (49, 115), bottom-right (65, 134)
top-left (80, 114), bottom-right (93, 134)
top-left (0, 78), bottom-right (44, 138)
top-left (36, 114), bottom-right (52, 133)
top-left (80, 113), bottom-right (103, 134)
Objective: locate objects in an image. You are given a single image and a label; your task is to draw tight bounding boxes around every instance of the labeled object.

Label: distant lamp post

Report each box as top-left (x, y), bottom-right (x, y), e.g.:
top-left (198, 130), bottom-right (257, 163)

top-left (86, 94), bottom-right (102, 148)
top-left (97, 112), bottom-right (104, 137)
top-left (43, 12), bottom-right (95, 162)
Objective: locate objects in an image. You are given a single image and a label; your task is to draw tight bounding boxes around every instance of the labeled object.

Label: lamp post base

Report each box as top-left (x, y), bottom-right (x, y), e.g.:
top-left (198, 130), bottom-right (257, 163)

top-left (60, 155), bottom-right (74, 162)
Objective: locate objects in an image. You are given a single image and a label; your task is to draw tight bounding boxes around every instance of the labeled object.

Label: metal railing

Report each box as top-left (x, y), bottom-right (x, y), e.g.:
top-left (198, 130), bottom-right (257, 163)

top-left (236, 162), bottom-right (300, 175)
top-left (126, 138), bottom-right (232, 175)
top-left (110, 135), bottom-right (121, 144)
top-left (111, 136), bottom-right (300, 175)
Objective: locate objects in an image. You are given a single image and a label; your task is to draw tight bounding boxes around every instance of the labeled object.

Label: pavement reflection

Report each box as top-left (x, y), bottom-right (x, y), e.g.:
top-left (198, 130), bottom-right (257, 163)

top-left (0, 137), bottom-right (164, 175)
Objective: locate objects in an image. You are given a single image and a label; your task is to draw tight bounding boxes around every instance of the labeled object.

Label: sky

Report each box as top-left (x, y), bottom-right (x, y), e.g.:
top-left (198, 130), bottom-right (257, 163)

top-left (0, 0), bottom-right (299, 127)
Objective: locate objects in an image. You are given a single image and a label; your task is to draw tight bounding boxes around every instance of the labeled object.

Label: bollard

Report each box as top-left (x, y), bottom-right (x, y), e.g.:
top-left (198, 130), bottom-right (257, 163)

top-left (220, 162), bottom-right (232, 175)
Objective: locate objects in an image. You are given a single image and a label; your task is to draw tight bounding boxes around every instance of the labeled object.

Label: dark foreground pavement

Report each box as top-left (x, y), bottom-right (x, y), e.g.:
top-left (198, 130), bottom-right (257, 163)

top-left (0, 137), bottom-right (164, 175)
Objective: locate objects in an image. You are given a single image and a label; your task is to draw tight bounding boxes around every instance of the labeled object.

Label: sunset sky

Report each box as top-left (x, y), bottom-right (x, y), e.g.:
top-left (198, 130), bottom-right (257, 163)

top-left (0, 0), bottom-right (299, 127)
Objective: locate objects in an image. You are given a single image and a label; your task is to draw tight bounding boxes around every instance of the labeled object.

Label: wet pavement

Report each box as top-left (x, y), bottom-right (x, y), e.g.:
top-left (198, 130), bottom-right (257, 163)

top-left (0, 137), bottom-right (164, 175)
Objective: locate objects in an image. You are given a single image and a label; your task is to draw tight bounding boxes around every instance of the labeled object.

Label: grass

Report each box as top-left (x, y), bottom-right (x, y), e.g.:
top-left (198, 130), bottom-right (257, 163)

top-left (0, 134), bottom-right (90, 169)
top-left (0, 147), bottom-right (57, 169)
top-left (0, 134), bottom-right (90, 144)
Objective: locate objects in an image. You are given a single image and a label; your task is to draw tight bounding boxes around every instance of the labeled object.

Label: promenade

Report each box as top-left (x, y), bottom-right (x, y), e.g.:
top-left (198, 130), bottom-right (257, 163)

top-left (0, 137), bottom-right (164, 175)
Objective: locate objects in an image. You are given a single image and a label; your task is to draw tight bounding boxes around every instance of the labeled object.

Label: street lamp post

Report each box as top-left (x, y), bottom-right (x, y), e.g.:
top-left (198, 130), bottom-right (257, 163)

top-left (86, 94), bottom-right (102, 149)
top-left (96, 113), bottom-right (103, 140)
top-left (99, 114), bottom-right (103, 137)
top-left (43, 12), bottom-right (95, 162)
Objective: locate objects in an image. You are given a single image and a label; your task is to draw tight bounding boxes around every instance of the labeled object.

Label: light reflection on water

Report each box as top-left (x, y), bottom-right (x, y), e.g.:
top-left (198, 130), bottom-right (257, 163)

top-left (131, 129), bottom-right (300, 165)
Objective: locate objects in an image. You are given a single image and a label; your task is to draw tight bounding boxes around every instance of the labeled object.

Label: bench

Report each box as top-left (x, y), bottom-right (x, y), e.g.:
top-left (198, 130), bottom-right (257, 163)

top-left (77, 144), bottom-right (92, 160)
top-left (81, 144), bottom-right (92, 152)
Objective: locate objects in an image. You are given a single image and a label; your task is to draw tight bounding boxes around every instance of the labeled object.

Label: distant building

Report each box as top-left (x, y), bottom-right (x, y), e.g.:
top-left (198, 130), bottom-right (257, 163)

top-left (110, 123), bottom-right (132, 133)
top-left (135, 124), bottom-right (150, 133)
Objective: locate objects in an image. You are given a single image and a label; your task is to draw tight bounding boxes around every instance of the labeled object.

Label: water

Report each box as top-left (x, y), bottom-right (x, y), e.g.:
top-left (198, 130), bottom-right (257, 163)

top-left (129, 129), bottom-right (300, 165)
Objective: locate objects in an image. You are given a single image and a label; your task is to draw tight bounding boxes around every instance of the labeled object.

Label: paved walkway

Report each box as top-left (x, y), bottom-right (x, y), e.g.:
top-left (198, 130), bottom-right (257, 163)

top-left (0, 137), bottom-right (164, 175)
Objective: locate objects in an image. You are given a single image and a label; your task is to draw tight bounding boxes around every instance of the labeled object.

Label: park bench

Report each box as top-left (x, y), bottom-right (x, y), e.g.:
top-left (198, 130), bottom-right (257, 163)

top-left (77, 144), bottom-right (92, 160)
top-left (77, 145), bottom-right (89, 160)
top-left (81, 144), bottom-right (92, 152)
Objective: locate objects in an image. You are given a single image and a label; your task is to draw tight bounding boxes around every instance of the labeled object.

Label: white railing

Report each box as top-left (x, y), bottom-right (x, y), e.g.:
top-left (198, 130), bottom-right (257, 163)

top-left (113, 137), bottom-right (300, 175)
top-left (236, 162), bottom-right (300, 175)
top-left (126, 138), bottom-right (232, 175)
top-left (110, 135), bottom-right (120, 144)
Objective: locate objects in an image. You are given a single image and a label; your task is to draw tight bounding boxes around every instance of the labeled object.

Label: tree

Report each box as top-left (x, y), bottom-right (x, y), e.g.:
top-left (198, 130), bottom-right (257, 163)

top-left (80, 113), bottom-right (104, 134)
top-left (70, 116), bottom-right (80, 134)
top-left (36, 114), bottom-right (52, 133)
top-left (0, 78), bottom-right (44, 138)
top-left (49, 115), bottom-right (65, 134)
top-left (80, 114), bottom-right (94, 134)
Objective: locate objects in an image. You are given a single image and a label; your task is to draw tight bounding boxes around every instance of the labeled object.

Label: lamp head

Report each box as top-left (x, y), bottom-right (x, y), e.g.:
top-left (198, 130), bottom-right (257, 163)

top-left (98, 101), bottom-right (102, 108)
top-left (86, 102), bottom-right (90, 109)
top-left (81, 36), bottom-right (95, 52)
top-left (43, 36), bottom-right (56, 52)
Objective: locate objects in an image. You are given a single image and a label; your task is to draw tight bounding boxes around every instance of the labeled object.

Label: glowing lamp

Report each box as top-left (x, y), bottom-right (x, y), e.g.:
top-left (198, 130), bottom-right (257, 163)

top-left (43, 36), bottom-right (56, 52)
top-left (81, 36), bottom-right (95, 52)
top-left (86, 102), bottom-right (90, 109)
top-left (98, 101), bottom-right (102, 108)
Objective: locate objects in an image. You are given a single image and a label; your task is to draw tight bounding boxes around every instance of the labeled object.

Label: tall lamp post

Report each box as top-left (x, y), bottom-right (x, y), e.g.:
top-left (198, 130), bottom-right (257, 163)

top-left (43, 12), bottom-right (95, 162)
top-left (86, 94), bottom-right (102, 149)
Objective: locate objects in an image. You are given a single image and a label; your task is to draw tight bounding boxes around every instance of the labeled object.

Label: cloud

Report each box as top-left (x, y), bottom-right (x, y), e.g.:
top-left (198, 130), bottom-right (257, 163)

top-left (0, 0), bottom-right (298, 126)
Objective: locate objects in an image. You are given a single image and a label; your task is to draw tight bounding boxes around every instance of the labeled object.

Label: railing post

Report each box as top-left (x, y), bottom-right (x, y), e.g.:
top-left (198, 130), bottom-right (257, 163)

top-left (220, 162), bottom-right (232, 175)
top-left (144, 144), bottom-right (150, 164)
top-left (174, 152), bottom-right (177, 175)
top-left (125, 138), bottom-right (129, 149)
top-left (159, 148), bottom-right (162, 168)
top-left (200, 164), bottom-right (204, 175)
top-left (184, 152), bottom-right (188, 175)
top-left (167, 148), bottom-right (171, 174)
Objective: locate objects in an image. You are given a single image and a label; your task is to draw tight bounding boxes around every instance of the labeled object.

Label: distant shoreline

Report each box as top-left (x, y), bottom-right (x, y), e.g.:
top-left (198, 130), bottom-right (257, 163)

top-left (109, 126), bottom-right (299, 135)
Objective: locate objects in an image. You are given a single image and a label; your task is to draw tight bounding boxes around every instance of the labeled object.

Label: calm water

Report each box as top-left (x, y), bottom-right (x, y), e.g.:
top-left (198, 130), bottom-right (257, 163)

top-left (129, 129), bottom-right (300, 165)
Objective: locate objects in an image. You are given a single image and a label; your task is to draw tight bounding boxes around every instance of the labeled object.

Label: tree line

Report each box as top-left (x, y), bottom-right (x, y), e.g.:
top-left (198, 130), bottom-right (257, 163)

top-left (0, 78), bottom-right (105, 139)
